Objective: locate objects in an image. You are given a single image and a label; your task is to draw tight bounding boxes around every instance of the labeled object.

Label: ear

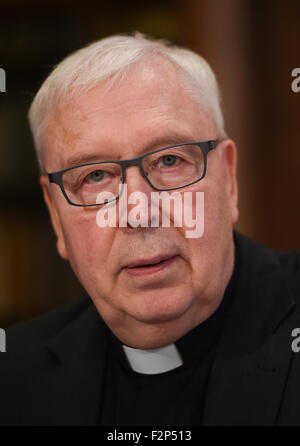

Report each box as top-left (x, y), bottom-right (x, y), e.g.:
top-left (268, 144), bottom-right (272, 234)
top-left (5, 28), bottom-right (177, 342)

top-left (218, 139), bottom-right (239, 224)
top-left (40, 175), bottom-right (69, 259)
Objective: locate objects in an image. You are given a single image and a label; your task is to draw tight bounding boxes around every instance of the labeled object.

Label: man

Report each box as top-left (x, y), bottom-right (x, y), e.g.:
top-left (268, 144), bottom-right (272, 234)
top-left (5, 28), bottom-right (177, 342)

top-left (0, 33), bottom-right (300, 426)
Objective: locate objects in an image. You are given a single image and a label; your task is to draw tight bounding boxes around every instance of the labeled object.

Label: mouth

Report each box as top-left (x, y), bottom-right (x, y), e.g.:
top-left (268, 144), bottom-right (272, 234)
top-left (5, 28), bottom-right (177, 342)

top-left (122, 254), bottom-right (179, 277)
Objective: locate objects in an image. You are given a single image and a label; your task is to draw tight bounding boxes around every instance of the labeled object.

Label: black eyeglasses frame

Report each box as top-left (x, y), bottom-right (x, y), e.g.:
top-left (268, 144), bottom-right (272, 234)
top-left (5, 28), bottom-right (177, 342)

top-left (47, 139), bottom-right (219, 207)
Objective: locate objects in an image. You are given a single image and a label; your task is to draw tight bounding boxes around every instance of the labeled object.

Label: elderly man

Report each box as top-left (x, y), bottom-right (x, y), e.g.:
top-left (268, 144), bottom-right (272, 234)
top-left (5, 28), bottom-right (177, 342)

top-left (1, 33), bottom-right (300, 426)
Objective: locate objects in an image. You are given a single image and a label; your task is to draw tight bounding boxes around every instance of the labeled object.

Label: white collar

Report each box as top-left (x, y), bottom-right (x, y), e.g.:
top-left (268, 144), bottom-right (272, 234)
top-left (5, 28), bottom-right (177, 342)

top-left (122, 343), bottom-right (183, 375)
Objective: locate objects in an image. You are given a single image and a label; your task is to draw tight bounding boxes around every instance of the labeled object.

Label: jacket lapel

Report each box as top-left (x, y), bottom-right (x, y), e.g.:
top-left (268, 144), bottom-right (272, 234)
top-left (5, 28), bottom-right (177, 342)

top-left (20, 302), bottom-right (108, 426)
top-left (203, 233), bottom-right (296, 426)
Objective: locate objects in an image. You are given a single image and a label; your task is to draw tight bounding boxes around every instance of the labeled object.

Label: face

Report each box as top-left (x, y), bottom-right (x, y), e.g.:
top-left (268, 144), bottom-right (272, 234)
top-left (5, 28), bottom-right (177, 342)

top-left (40, 57), bottom-right (239, 349)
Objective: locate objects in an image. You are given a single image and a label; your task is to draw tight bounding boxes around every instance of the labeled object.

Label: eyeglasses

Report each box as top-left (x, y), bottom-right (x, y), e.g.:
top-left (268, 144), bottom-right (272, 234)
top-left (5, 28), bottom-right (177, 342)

top-left (47, 139), bottom-right (219, 207)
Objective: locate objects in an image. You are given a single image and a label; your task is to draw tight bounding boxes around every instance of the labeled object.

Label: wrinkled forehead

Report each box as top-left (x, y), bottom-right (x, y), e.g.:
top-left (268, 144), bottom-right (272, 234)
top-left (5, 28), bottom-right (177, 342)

top-left (43, 56), bottom-right (216, 171)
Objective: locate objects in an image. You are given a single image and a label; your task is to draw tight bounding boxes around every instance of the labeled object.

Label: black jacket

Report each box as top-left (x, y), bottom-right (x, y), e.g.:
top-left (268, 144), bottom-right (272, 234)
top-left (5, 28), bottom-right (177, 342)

top-left (1, 231), bottom-right (300, 426)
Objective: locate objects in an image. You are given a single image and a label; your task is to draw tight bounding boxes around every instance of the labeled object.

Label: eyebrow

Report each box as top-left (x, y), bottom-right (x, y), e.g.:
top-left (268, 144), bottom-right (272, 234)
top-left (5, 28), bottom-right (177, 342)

top-left (66, 151), bottom-right (118, 167)
top-left (65, 132), bottom-right (198, 168)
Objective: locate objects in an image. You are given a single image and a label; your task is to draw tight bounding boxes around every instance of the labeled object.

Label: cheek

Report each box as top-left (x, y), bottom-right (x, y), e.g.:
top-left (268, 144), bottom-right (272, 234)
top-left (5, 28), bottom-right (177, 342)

top-left (203, 178), bottom-right (233, 252)
top-left (180, 178), bottom-right (233, 279)
top-left (61, 211), bottom-right (115, 279)
top-left (173, 179), bottom-right (230, 236)
top-left (162, 178), bottom-right (231, 257)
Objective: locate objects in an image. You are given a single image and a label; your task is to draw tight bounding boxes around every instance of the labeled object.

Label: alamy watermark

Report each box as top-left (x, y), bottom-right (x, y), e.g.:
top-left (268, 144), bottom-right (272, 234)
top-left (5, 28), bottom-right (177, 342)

top-left (291, 328), bottom-right (300, 352)
top-left (95, 185), bottom-right (204, 238)
top-left (0, 68), bottom-right (6, 93)
top-left (291, 68), bottom-right (300, 93)
top-left (0, 328), bottom-right (6, 352)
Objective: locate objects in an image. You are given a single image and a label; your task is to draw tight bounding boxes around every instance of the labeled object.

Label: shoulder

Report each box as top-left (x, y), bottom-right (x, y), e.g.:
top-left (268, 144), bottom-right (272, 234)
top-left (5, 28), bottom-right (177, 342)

top-left (0, 296), bottom-right (105, 425)
top-left (233, 231), bottom-right (300, 315)
top-left (234, 230), bottom-right (300, 277)
top-left (1, 296), bottom-right (92, 366)
top-left (5, 295), bottom-right (91, 340)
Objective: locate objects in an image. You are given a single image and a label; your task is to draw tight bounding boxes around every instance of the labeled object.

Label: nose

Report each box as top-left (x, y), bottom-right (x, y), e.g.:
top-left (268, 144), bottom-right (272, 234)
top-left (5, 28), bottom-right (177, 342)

top-left (123, 165), bottom-right (153, 196)
top-left (119, 165), bottom-right (155, 228)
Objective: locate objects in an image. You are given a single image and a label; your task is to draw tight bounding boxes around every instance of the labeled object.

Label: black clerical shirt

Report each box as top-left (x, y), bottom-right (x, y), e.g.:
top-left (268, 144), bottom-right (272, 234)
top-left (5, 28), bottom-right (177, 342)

top-left (100, 242), bottom-right (239, 426)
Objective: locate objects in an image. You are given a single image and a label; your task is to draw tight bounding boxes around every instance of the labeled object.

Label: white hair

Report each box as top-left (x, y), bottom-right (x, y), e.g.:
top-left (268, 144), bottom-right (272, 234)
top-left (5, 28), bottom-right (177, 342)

top-left (28, 32), bottom-right (227, 171)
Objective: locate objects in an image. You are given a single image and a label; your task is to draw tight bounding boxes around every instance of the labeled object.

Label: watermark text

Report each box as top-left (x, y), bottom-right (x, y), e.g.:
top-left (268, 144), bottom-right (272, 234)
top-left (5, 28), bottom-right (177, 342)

top-left (291, 68), bottom-right (300, 93)
top-left (0, 68), bottom-right (6, 93)
top-left (0, 328), bottom-right (6, 352)
top-left (95, 185), bottom-right (204, 238)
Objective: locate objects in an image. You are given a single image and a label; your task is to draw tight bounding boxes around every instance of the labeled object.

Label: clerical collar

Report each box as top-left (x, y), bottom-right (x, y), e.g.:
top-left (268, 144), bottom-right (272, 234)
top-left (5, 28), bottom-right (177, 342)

top-left (105, 233), bottom-right (239, 375)
top-left (122, 343), bottom-right (183, 374)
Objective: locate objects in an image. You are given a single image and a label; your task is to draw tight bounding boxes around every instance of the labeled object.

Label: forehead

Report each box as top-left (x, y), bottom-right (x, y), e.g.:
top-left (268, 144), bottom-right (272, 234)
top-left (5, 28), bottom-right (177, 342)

top-left (44, 57), bottom-right (216, 170)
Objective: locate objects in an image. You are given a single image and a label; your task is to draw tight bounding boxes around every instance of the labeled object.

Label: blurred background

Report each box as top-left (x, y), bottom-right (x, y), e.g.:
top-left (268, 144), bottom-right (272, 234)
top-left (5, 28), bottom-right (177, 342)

top-left (0, 0), bottom-right (299, 327)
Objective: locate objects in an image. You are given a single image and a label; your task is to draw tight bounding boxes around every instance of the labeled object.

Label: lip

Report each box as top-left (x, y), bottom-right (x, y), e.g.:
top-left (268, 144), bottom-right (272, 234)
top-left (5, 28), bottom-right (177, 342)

top-left (122, 254), bottom-right (179, 277)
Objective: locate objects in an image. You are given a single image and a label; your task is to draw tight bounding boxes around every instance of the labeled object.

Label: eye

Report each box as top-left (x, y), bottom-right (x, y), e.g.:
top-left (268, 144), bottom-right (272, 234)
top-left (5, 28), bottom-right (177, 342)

top-left (157, 154), bottom-right (180, 168)
top-left (85, 169), bottom-right (106, 183)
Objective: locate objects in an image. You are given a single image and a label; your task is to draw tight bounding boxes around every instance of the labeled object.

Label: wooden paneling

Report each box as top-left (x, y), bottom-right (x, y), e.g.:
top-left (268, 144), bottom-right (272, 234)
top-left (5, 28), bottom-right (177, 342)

top-left (180, 0), bottom-right (300, 249)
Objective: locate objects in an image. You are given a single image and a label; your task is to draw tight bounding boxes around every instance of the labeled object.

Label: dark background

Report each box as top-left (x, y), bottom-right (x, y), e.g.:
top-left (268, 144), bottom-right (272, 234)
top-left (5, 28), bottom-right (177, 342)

top-left (0, 0), bottom-right (299, 327)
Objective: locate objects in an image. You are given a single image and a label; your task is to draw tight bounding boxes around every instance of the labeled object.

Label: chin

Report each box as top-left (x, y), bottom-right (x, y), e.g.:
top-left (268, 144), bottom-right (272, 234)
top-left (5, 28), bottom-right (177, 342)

top-left (125, 288), bottom-right (195, 325)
